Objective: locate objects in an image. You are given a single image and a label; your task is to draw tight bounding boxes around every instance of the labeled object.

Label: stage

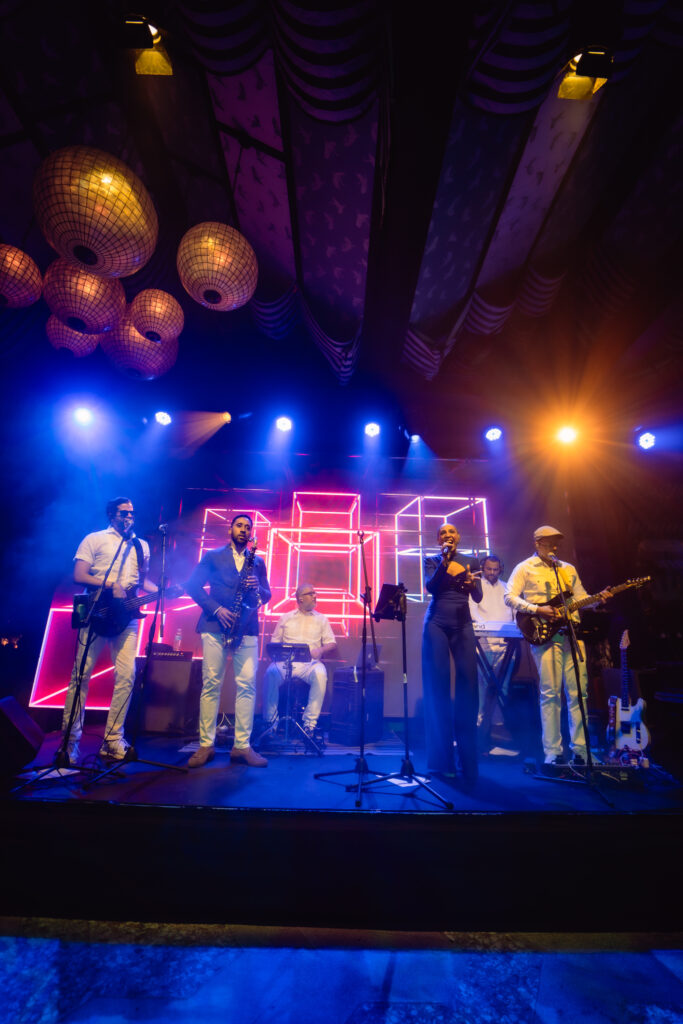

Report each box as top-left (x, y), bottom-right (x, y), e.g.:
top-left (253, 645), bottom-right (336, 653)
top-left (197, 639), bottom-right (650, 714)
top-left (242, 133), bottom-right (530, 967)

top-left (5, 726), bottom-right (682, 934)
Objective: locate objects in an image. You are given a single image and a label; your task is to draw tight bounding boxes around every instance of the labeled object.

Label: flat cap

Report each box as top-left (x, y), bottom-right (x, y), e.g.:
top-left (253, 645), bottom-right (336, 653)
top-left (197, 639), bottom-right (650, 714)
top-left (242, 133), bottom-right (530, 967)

top-left (533, 524), bottom-right (564, 541)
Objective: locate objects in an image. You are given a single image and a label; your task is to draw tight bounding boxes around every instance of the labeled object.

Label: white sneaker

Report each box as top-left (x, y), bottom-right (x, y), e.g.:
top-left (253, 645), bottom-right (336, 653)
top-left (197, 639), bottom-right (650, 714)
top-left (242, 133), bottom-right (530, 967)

top-left (99, 739), bottom-right (130, 760)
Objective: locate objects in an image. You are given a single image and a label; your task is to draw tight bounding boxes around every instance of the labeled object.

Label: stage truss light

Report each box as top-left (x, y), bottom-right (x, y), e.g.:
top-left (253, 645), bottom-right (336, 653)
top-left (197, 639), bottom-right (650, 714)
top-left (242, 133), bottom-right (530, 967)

top-left (73, 407), bottom-right (94, 426)
top-left (276, 416), bottom-right (293, 432)
top-left (410, 434), bottom-right (421, 443)
top-left (637, 431), bottom-right (655, 450)
top-left (155, 411), bottom-right (172, 426)
top-left (364, 422), bottom-right (380, 438)
top-left (485, 426), bottom-right (503, 442)
top-left (221, 412), bottom-right (232, 424)
top-left (556, 426), bottom-right (578, 444)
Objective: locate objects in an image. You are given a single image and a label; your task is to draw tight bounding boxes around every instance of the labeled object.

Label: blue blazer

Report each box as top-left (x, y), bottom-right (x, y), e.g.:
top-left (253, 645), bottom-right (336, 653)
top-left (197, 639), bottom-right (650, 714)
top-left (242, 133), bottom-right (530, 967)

top-left (185, 545), bottom-right (271, 635)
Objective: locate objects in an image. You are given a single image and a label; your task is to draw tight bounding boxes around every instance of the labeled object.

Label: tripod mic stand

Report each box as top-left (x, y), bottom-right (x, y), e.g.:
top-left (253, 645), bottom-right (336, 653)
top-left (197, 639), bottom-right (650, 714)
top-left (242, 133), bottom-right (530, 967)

top-left (84, 523), bottom-right (187, 788)
top-left (314, 530), bottom-right (385, 806)
top-left (13, 534), bottom-right (131, 792)
top-left (355, 583), bottom-right (454, 811)
top-left (531, 558), bottom-right (614, 808)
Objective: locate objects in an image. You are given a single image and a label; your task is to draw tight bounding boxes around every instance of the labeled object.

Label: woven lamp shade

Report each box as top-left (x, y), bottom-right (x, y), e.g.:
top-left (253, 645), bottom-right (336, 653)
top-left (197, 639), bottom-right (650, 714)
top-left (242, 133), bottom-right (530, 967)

top-left (130, 288), bottom-right (184, 342)
top-left (46, 314), bottom-right (101, 357)
top-left (177, 222), bottom-right (258, 311)
top-left (100, 312), bottom-right (178, 380)
top-left (33, 146), bottom-right (158, 278)
top-left (43, 258), bottom-right (126, 334)
top-left (0, 244), bottom-right (42, 308)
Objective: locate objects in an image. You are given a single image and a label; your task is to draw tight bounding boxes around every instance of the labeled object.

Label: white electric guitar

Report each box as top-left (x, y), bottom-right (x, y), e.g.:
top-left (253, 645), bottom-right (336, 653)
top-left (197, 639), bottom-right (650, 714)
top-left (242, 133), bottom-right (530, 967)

top-left (608, 630), bottom-right (650, 754)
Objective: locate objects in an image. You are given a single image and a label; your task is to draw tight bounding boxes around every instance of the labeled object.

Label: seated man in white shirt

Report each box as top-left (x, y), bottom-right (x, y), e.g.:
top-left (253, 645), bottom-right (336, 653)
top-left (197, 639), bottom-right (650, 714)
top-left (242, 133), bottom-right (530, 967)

top-left (262, 583), bottom-right (336, 738)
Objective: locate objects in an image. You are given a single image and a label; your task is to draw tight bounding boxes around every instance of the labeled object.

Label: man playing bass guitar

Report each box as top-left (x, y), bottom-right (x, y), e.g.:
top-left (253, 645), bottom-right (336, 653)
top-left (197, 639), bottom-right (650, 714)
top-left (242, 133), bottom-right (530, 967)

top-left (185, 513), bottom-right (271, 768)
top-left (61, 497), bottom-right (158, 762)
top-left (505, 525), bottom-right (612, 766)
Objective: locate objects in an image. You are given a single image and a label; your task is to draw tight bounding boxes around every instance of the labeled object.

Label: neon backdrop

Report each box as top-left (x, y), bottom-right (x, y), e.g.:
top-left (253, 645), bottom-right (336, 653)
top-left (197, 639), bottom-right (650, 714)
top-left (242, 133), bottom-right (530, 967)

top-left (30, 488), bottom-right (490, 709)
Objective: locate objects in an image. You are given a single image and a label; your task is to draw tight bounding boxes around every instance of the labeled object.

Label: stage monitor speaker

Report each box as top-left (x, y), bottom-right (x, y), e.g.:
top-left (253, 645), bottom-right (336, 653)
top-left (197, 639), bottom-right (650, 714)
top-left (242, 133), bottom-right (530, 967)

top-left (329, 667), bottom-right (384, 744)
top-left (131, 653), bottom-right (202, 735)
top-left (0, 696), bottom-right (44, 775)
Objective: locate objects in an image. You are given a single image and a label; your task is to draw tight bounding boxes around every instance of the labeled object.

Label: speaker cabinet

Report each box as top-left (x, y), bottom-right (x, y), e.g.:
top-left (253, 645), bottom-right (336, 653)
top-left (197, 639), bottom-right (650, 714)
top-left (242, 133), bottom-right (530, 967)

top-left (0, 696), bottom-right (44, 775)
top-left (130, 653), bottom-right (202, 735)
top-left (329, 668), bottom-right (384, 744)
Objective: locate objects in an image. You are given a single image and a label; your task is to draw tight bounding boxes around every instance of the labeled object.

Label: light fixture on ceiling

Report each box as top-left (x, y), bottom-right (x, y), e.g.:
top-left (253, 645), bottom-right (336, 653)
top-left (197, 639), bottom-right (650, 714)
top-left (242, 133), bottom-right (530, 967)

top-left (558, 47), bottom-right (613, 100)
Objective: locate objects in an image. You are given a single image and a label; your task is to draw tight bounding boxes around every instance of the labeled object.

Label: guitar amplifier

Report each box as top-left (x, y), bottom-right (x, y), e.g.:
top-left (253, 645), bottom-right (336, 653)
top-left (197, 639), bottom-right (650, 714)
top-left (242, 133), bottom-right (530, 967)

top-left (329, 667), bottom-right (384, 745)
top-left (131, 653), bottom-right (202, 735)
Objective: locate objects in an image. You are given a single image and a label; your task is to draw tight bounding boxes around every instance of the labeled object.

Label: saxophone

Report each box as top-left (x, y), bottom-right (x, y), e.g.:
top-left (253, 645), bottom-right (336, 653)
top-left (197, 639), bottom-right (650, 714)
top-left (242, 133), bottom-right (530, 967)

top-left (222, 537), bottom-right (261, 649)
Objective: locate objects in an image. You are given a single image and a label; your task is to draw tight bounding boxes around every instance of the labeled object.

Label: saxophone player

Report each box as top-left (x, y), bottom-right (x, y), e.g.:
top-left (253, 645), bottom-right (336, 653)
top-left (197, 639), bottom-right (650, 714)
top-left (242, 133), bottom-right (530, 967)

top-left (185, 513), bottom-right (271, 767)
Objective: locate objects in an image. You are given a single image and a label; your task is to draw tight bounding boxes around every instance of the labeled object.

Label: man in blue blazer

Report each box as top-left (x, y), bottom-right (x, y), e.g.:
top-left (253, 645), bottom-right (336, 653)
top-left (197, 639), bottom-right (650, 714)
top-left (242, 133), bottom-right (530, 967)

top-left (185, 513), bottom-right (271, 767)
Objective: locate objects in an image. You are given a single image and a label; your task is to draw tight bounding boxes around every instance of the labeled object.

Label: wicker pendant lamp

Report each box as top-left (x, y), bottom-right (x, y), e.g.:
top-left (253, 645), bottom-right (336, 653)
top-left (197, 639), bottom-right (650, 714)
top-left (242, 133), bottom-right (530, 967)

top-left (100, 312), bottom-right (178, 379)
top-left (130, 288), bottom-right (184, 342)
top-left (33, 146), bottom-right (158, 277)
top-left (176, 222), bottom-right (257, 311)
top-left (43, 259), bottom-right (126, 333)
top-left (46, 314), bottom-right (101, 357)
top-left (0, 244), bottom-right (42, 308)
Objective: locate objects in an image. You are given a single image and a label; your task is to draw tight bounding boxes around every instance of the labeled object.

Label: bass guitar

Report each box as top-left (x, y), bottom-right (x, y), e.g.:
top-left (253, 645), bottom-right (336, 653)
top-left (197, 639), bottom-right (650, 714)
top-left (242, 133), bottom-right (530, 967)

top-left (81, 584), bottom-right (184, 638)
top-left (516, 576), bottom-right (650, 646)
top-left (607, 629), bottom-right (650, 755)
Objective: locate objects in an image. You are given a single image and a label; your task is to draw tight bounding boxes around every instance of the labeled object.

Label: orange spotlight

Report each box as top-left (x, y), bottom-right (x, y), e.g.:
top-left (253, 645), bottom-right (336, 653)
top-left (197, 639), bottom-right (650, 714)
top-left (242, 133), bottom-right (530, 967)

top-left (557, 426), bottom-right (578, 444)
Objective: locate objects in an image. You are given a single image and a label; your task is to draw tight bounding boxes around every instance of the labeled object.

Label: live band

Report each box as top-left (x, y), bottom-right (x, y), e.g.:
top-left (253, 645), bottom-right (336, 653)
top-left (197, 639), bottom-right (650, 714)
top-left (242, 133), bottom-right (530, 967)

top-left (60, 496), bottom-right (650, 779)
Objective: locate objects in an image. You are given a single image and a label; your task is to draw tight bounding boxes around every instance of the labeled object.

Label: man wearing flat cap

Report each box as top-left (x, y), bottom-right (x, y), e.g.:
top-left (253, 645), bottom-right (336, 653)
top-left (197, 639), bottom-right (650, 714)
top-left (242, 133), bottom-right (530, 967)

top-left (505, 526), bottom-right (611, 765)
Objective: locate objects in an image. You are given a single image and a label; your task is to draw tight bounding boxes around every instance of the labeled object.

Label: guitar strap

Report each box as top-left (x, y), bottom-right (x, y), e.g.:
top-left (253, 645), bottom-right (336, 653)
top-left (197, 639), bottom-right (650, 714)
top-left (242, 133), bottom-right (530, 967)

top-left (131, 537), bottom-right (147, 590)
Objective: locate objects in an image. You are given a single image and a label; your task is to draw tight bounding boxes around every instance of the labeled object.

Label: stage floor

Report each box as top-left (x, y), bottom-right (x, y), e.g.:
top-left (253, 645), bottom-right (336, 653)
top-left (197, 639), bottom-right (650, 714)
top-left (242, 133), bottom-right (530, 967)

top-left (10, 728), bottom-right (683, 814)
top-left (5, 727), bottom-right (682, 932)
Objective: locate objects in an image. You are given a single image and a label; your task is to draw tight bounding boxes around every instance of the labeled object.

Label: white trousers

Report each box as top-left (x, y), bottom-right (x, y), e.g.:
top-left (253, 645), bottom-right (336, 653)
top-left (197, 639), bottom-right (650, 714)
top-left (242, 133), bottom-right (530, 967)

top-left (62, 624), bottom-right (139, 750)
top-left (477, 640), bottom-right (510, 725)
top-left (199, 632), bottom-right (258, 748)
top-left (263, 660), bottom-right (328, 729)
top-left (531, 635), bottom-right (589, 758)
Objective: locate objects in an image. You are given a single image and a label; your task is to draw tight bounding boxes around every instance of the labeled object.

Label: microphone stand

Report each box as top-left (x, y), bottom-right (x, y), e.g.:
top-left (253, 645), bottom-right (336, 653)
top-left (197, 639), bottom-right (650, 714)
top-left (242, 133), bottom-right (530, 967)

top-left (358, 583), bottom-right (454, 810)
top-left (534, 557), bottom-right (613, 808)
top-left (13, 535), bottom-right (130, 791)
top-left (83, 523), bottom-right (188, 787)
top-left (314, 530), bottom-right (385, 807)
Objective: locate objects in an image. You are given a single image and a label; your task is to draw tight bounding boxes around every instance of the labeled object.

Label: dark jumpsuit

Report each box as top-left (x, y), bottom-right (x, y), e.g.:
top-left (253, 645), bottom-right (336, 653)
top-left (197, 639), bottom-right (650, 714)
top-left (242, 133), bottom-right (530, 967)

top-left (421, 555), bottom-right (482, 778)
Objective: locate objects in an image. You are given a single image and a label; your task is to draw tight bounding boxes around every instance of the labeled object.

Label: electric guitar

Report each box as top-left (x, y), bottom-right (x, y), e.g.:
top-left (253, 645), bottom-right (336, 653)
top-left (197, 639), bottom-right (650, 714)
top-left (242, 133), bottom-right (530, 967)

top-left (608, 630), bottom-right (650, 754)
top-left (516, 576), bottom-right (650, 646)
top-left (82, 584), bottom-right (184, 638)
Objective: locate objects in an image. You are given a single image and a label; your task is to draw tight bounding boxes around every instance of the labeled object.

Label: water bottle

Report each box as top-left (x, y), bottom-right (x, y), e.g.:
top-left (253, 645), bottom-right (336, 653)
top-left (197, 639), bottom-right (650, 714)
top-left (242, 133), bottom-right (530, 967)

top-left (174, 628), bottom-right (183, 652)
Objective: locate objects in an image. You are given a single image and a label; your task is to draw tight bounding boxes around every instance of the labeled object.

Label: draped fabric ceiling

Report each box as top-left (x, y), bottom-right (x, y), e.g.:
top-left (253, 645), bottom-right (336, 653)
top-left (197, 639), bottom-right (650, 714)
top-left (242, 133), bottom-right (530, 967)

top-left (0, 0), bottom-right (682, 413)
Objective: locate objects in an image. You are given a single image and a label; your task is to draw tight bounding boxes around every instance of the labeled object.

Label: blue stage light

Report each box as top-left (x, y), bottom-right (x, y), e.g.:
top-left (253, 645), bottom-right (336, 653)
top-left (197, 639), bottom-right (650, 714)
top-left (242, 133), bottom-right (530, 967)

top-left (73, 407), bottom-right (94, 426)
top-left (485, 426), bottom-right (503, 442)
top-left (364, 422), bottom-right (380, 438)
top-left (155, 411), bottom-right (172, 426)
top-left (276, 416), bottom-right (293, 432)
top-left (637, 431), bottom-right (655, 450)
top-left (410, 434), bottom-right (421, 443)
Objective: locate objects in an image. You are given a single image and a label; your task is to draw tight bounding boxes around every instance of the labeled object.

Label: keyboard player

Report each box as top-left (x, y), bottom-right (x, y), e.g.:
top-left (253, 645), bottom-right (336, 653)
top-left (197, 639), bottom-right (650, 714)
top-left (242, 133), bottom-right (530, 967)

top-left (469, 555), bottom-right (519, 753)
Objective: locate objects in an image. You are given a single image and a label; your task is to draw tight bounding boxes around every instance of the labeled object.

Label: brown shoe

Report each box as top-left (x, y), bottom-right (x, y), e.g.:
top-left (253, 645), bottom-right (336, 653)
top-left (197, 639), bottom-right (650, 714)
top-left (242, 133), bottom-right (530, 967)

top-left (230, 745), bottom-right (268, 767)
top-left (187, 745), bottom-right (215, 768)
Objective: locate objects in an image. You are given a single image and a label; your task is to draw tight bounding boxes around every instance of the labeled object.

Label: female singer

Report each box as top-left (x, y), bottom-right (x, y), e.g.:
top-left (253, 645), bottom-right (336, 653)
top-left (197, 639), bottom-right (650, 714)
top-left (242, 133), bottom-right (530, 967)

top-left (421, 522), bottom-right (483, 781)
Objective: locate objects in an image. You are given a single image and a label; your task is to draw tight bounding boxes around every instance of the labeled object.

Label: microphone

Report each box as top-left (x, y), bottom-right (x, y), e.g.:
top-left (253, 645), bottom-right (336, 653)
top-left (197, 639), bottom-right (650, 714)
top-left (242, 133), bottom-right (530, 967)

top-left (442, 543), bottom-right (451, 556)
top-left (547, 553), bottom-right (560, 564)
top-left (158, 523), bottom-right (169, 533)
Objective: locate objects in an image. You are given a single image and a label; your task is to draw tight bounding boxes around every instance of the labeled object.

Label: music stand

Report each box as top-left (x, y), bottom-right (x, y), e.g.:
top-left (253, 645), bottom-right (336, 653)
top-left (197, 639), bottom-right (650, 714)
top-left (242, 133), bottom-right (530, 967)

top-left (259, 642), bottom-right (324, 755)
top-left (359, 583), bottom-right (454, 810)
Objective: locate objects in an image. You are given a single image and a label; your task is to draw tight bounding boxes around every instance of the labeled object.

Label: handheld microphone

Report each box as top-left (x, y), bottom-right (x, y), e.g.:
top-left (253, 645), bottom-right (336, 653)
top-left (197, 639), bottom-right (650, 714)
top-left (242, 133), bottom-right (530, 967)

top-left (442, 543), bottom-right (451, 556)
